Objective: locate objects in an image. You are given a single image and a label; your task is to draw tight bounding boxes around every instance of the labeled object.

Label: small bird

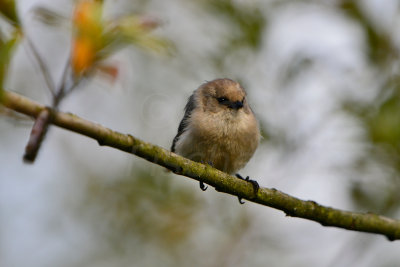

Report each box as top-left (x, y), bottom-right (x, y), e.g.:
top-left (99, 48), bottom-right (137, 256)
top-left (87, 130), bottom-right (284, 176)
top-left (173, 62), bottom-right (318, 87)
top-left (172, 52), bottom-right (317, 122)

top-left (171, 78), bottom-right (260, 196)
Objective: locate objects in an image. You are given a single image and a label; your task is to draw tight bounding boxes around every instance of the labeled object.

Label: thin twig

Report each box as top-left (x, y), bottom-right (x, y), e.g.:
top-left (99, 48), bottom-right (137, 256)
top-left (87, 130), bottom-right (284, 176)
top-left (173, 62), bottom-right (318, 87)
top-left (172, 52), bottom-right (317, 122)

top-left (24, 34), bottom-right (56, 97)
top-left (2, 89), bottom-right (400, 241)
top-left (57, 57), bottom-right (70, 93)
top-left (52, 76), bottom-right (84, 107)
top-left (53, 55), bottom-right (88, 107)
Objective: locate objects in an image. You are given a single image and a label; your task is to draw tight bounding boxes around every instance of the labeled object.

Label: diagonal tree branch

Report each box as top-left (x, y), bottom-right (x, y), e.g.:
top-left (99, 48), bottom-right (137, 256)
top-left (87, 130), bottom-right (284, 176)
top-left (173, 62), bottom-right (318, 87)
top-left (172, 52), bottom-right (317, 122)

top-left (2, 90), bottom-right (400, 241)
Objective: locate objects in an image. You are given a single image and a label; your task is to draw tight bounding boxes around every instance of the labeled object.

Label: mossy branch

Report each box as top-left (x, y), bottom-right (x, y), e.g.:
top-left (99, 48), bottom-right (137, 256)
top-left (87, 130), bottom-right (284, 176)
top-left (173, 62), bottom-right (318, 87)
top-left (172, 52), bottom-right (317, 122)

top-left (2, 90), bottom-right (400, 241)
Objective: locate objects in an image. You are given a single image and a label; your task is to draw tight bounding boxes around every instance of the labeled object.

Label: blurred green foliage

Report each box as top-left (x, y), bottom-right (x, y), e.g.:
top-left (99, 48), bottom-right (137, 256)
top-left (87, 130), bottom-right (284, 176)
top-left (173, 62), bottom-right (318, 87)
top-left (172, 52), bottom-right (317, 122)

top-left (75, 163), bottom-right (254, 264)
top-left (358, 90), bottom-right (400, 215)
top-left (204, 0), bottom-right (265, 50)
top-left (0, 33), bottom-right (18, 97)
top-left (339, 0), bottom-right (397, 65)
top-left (338, 1), bottom-right (400, 215)
top-left (0, 0), bottom-right (19, 25)
top-left (0, 0), bottom-right (19, 102)
top-left (368, 95), bottom-right (400, 152)
top-left (104, 15), bottom-right (175, 58)
top-left (83, 169), bottom-right (202, 251)
top-left (201, 0), bottom-right (266, 70)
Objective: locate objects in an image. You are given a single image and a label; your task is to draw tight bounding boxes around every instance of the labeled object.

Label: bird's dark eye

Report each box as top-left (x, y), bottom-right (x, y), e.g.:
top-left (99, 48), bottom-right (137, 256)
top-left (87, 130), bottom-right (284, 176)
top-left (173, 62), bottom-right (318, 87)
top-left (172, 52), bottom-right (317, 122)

top-left (217, 97), bottom-right (228, 103)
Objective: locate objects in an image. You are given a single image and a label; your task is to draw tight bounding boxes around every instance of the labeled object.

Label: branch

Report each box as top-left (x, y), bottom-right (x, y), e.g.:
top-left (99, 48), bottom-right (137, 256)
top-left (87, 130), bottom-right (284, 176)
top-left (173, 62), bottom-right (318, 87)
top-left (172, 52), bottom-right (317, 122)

top-left (2, 90), bottom-right (400, 241)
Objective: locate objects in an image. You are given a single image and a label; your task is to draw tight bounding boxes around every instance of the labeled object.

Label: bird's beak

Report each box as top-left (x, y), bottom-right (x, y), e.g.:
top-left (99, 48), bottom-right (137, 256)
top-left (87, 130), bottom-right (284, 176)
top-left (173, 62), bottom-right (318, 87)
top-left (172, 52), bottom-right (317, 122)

top-left (229, 101), bottom-right (244, 110)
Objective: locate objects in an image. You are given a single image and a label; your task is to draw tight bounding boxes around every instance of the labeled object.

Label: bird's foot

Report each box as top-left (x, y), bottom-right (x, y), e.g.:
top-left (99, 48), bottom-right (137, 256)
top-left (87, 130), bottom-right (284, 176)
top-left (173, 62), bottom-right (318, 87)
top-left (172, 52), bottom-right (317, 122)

top-left (197, 161), bottom-right (214, 191)
top-left (199, 181), bottom-right (208, 191)
top-left (235, 173), bottom-right (259, 204)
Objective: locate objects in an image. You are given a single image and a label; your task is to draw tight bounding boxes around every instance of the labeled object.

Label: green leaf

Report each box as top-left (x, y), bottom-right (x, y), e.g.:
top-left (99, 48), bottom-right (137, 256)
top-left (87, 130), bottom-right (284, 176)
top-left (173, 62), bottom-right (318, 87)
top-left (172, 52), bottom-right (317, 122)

top-left (0, 0), bottom-right (19, 25)
top-left (102, 16), bottom-right (174, 57)
top-left (0, 33), bottom-right (19, 102)
top-left (32, 6), bottom-right (68, 28)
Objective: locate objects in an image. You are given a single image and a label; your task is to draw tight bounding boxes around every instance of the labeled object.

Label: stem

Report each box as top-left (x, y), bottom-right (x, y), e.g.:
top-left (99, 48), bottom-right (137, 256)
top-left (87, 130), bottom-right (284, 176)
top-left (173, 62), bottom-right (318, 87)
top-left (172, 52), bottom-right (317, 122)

top-left (24, 35), bottom-right (56, 97)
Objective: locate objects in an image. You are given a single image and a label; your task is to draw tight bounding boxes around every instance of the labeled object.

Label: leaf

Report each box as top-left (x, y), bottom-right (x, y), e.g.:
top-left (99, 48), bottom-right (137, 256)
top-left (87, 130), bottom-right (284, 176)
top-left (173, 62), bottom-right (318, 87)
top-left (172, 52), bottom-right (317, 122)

top-left (105, 16), bottom-right (174, 56)
top-left (69, 1), bottom-right (174, 77)
top-left (71, 36), bottom-right (97, 75)
top-left (32, 6), bottom-right (68, 27)
top-left (96, 63), bottom-right (119, 83)
top-left (73, 0), bottom-right (103, 38)
top-left (70, 0), bottom-right (104, 76)
top-left (0, 33), bottom-right (19, 102)
top-left (0, 0), bottom-right (19, 25)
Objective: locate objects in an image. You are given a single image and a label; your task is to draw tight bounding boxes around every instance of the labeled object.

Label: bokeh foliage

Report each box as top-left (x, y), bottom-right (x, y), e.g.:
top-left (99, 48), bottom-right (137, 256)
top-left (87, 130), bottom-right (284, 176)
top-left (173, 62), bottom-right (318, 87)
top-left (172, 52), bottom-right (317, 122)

top-left (0, 0), bottom-right (19, 25)
top-left (200, 0), bottom-right (266, 71)
top-left (84, 170), bottom-right (202, 250)
top-left (338, 0), bottom-right (400, 215)
top-left (0, 0), bottom-right (19, 101)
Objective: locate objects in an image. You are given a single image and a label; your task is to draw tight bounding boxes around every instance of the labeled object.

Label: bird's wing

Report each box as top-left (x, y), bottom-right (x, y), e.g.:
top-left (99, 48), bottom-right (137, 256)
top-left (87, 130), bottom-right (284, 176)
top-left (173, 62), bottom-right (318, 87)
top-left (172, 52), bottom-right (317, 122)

top-left (171, 93), bottom-right (196, 152)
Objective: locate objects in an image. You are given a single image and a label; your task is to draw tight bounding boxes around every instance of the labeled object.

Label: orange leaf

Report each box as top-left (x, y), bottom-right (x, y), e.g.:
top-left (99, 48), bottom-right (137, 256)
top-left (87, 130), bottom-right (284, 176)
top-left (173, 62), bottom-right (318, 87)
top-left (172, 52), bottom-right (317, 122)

top-left (71, 37), bottom-right (96, 75)
top-left (96, 64), bottom-right (119, 83)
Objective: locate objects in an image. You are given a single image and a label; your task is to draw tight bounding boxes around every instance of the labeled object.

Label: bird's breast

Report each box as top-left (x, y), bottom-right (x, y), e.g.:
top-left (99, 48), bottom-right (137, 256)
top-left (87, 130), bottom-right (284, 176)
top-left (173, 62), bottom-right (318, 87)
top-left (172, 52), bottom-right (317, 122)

top-left (174, 109), bottom-right (259, 174)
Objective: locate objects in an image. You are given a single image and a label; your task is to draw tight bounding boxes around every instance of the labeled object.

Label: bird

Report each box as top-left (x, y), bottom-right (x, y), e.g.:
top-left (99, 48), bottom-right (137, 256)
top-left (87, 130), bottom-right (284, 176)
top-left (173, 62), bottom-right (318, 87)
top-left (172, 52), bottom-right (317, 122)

top-left (171, 78), bottom-right (260, 200)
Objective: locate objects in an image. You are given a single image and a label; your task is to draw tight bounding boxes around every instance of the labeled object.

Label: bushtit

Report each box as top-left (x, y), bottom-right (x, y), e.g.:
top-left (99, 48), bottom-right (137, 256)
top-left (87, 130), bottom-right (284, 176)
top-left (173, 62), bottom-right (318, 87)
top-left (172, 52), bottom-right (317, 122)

top-left (171, 78), bottom-right (260, 193)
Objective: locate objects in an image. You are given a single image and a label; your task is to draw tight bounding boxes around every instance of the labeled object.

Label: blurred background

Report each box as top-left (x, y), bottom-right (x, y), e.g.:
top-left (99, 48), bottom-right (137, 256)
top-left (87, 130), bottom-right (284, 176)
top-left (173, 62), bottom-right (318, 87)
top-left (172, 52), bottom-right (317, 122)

top-left (1, 0), bottom-right (400, 266)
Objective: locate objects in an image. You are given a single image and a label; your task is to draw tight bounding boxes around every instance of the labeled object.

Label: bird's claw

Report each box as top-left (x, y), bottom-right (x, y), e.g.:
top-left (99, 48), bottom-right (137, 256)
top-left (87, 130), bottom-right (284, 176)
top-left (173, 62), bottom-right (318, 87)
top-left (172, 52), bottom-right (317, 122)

top-left (235, 173), bottom-right (260, 204)
top-left (200, 181), bottom-right (208, 191)
top-left (236, 174), bottom-right (259, 192)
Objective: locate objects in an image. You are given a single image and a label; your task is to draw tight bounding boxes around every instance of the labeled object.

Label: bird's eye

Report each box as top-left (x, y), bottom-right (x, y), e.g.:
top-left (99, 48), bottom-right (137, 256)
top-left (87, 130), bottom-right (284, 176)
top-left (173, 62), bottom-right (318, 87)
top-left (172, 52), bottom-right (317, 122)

top-left (217, 97), bottom-right (227, 103)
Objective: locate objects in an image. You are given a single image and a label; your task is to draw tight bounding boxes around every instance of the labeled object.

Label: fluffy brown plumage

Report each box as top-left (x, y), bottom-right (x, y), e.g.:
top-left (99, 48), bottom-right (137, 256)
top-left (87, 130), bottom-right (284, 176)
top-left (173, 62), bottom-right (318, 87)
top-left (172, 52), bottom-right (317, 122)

top-left (172, 78), bottom-right (260, 175)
